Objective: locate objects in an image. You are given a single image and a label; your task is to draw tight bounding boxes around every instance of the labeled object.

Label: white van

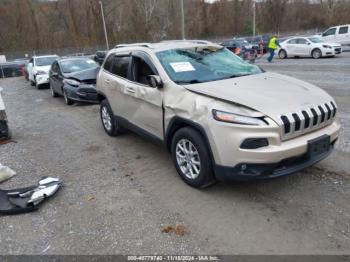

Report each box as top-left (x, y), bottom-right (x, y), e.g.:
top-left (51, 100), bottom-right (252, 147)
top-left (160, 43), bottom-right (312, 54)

top-left (321, 25), bottom-right (350, 45)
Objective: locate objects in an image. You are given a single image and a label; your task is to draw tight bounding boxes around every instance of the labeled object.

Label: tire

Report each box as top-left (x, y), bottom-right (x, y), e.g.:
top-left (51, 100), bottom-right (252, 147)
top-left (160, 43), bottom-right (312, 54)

top-left (63, 89), bottom-right (73, 105)
top-left (171, 127), bottom-right (216, 188)
top-left (100, 99), bottom-right (124, 137)
top-left (312, 48), bottom-right (322, 59)
top-left (35, 82), bottom-right (41, 90)
top-left (49, 81), bottom-right (58, 97)
top-left (279, 49), bottom-right (287, 59)
top-left (30, 80), bottom-right (35, 86)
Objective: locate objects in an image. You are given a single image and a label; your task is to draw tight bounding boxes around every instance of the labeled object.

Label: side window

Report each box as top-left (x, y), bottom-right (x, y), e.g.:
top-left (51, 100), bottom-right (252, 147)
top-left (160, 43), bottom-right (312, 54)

top-left (339, 26), bottom-right (349, 34)
top-left (103, 54), bottom-right (114, 72)
top-left (296, 38), bottom-right (307, 44)
top-left (111, 56), bottom-right (130, 78)
top-left (323, 28), bottom-right (336, 36)
top-left (131, 57), bottom-right (156, 86)
top-left (287, 39), bottom-right (297, 44)
top-left (51, 62), bottom-right (58, 72)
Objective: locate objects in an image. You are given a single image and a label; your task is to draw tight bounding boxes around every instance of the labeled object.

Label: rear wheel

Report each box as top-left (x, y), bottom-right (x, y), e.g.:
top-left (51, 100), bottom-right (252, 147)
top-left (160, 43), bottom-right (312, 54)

top-left (279, 49), bottom-right (287, 59)
top-left (171, 127), bottom-right (216, 188)
top-left (100, 99), bottom-right (124, 137)
top-left (312, 48), bottom-right (322, 59)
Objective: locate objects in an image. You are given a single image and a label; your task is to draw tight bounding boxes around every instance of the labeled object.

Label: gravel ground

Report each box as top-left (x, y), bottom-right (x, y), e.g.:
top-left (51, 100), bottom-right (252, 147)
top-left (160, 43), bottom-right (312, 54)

top-left (0, 53), bottom-right (350, 255)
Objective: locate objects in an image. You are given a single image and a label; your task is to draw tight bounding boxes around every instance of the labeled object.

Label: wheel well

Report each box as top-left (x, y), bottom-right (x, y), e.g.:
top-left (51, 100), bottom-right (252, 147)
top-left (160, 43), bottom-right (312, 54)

top-left (97, 93), bottom-right (106, 102)
top-left (311, 48), bottom-right (321, 54)
top-left (165, 118), bottom-right (213, 159)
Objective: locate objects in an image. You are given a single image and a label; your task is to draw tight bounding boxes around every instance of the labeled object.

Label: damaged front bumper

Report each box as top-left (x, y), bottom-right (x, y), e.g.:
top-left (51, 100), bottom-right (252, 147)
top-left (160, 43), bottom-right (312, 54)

top-left (0, 88), bottom-right (10, 139)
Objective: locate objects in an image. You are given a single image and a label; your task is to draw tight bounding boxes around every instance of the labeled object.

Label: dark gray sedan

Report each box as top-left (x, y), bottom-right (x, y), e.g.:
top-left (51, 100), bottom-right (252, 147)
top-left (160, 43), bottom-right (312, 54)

top-left (49, 57), bottom-right (100, 105)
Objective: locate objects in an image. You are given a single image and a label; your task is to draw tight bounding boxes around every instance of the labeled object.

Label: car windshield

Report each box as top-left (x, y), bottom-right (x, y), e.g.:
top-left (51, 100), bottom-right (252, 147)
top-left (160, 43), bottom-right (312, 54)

top-left (308, 37), bottom-right (324, 43)
top-left (157, 47), bottom-right (262, 84)
top-left (156, 47), bottom-right (262, 84)
top-left (35, 56), bottom-right (57, 66)
top-left (60, 58), bottom-right (99, 73)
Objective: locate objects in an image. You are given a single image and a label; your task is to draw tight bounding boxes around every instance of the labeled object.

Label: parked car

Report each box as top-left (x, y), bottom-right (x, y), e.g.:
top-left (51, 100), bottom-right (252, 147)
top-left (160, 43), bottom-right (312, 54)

top-left (220, 38), bottom-right (258, 62)
top-left (321, 24), bottom-right (350, 45)
top-left (0, 58), bottom-right (28, 78)
top-left (49, 57), bottom-right (100, 105)
top-left (278, 36), bottom-right (342, 59)
top-left (28, 55), bottom-right (59, 89)
top-left (245, 35), bottom-right (270, 54)
top-left (94, 50), bottom-right (107, 65)
top-left (96, 40), bottom-right (340, 188)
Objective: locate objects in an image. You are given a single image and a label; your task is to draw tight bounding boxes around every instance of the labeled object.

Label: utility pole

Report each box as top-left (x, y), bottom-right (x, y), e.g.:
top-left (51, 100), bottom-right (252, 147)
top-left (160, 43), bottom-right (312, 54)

top-left (253, 0), bottom-right (256, 36)
top-left (180, 0), bottom-right (185, 40)
top-left (99, 1), bottom-right (109, 50)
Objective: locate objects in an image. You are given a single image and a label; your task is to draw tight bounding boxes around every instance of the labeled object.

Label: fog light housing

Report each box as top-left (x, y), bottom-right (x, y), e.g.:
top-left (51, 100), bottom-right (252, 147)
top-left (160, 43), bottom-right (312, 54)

top-left (240, 138), bottom-right (269, 149)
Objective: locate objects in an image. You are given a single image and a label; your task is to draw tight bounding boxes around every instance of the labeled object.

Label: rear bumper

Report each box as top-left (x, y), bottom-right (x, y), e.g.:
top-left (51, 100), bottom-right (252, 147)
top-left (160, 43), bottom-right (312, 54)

top-left (214, 139), bottom-right (336, 182)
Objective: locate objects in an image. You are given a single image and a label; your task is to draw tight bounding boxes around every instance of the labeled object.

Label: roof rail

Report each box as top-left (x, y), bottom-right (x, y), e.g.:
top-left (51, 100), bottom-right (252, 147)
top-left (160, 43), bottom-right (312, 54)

top-left (114, 43), bottom-right (154, 49)
top-left (161, 40), bottom-right (212, 45)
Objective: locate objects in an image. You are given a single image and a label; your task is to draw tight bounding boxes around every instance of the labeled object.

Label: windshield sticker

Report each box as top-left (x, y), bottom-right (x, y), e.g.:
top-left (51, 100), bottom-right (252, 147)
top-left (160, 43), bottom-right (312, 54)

top-left (170, 62), bottom-right (195, 73)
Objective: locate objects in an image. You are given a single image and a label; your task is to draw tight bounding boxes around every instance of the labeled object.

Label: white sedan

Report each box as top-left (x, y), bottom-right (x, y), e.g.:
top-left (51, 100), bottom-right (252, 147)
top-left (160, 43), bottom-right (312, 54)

top-left (278, 36), bottom-right (342, 59)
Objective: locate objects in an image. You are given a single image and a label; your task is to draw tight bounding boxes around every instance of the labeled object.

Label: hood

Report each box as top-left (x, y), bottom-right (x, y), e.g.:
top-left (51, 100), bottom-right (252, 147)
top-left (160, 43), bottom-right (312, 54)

top-left (183, 72), bottom-right (334, 125)
top-left (327, 42), bottom-right (342, 47)
top-left (66, 67), bottom-right (100, 81)
top-left (35, 65), bottom-right (51, 73)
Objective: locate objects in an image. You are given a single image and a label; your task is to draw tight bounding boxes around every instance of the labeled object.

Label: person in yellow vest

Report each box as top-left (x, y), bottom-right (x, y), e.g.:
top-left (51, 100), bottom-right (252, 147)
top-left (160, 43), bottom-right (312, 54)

top-left (267, 35), bottom-right (281, 62)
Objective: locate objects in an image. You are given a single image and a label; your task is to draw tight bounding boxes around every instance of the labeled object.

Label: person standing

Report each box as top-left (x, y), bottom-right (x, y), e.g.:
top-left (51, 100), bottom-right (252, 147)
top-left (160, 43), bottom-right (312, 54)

top-left (267, 35), bottom-right (280, 62)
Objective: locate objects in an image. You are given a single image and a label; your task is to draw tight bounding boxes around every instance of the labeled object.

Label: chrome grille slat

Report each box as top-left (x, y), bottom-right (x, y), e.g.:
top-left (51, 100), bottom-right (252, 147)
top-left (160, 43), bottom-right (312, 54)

top-left (279, 101), bottom-right (337, 141)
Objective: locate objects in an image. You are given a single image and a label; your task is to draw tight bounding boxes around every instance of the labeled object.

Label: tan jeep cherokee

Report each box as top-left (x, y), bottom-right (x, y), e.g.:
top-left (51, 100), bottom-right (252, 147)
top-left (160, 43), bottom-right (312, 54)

top-left (96, 40), bottom-right (340, 188)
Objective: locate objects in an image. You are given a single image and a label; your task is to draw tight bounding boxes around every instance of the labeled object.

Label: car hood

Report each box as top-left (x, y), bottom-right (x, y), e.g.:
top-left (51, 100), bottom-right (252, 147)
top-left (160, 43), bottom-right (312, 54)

top-left (183, 72), bottom-right (334, 125)
top-left (66, 67), bottom-right (100, 81)
top-left (313, 42), bottom-right (341, 48)
top-left (35, 65), bottom-right (51, 73)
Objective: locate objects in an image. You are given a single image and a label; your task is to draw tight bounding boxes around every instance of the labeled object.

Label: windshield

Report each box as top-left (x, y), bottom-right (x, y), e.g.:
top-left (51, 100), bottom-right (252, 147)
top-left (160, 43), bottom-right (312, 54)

top-left (156, 47), bottom-right (262, 84)
top-left (35, 56), bottom-right (58, 66)
top-left (60, 58), bottom-right (99, 73)
top-left (308, 37), bottom-right (324, 43)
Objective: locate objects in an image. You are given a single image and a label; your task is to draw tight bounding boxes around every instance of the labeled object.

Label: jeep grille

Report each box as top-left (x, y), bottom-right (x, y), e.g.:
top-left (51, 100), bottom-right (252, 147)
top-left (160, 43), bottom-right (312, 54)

top-left (280, 101), bottom-right (337, 141)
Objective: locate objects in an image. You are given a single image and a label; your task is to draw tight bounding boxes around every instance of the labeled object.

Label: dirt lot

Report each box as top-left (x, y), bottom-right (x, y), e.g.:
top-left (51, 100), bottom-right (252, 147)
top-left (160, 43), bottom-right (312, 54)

top-left (1, 53), bottom-right (350, 255)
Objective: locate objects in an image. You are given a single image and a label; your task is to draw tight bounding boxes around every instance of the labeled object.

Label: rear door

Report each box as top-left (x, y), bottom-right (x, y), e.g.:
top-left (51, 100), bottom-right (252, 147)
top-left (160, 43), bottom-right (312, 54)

top-left (283, 39), bottom-right (298, 55)
top-left (105, 54), bottom-right (132, 120)
top-left (123, 51), bottom-right (163, 139)
top-left (295, 38), bottom-right (312, 56)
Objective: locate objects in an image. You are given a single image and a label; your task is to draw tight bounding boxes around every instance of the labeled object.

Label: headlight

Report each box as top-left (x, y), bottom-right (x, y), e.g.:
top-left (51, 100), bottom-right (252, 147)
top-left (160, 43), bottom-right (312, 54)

top-left (212, 109), bottom-right (266, 126)
top-left (322, 45), bottom-right (332, 49)
top-left (63, 79), bottom-right (80, 87)
top-left (36, 70), bottom-right (47, 75)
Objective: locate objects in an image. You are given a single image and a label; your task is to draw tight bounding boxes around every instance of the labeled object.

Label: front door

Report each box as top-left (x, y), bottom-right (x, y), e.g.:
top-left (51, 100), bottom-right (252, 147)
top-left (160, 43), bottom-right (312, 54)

top-left (124, 52), bottom-right (164, 139)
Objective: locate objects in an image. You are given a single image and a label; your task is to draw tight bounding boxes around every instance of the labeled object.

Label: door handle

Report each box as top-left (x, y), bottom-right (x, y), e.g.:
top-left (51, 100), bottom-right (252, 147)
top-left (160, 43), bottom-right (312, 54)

top-left (105, 79), bottom-right (111, 84)
top-left (126, 87), bottom-right (135, 93)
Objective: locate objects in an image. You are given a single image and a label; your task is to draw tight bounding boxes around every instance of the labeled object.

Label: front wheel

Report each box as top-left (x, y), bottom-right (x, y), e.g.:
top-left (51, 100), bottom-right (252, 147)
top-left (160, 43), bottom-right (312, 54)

top-left (50, 81), bottom-right (58, 97)
top-left (312, 49), bottom-right (322, 59)
top-left (171, 127), bottom-right (216, 188)
top-left (63, 89), bottom-right (73, 105)
top-left (279, 49), bottom-right (287, 59)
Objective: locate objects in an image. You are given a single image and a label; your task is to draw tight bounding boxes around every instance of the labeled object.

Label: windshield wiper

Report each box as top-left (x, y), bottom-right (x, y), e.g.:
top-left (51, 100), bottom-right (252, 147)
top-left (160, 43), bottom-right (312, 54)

top-left (175, 79), bottom-right (202, 84)
top-left (223, 74), bottom-right (251, 79)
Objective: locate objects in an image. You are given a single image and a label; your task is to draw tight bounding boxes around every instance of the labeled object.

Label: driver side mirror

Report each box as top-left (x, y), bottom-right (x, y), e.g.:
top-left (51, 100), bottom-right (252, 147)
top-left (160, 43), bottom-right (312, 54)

top-left (146, 75), bottom-right (163, 88)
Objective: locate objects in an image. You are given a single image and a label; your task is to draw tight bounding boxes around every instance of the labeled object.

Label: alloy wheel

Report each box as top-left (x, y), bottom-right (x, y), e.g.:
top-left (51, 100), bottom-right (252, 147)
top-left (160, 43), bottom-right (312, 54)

top-left (101, 106), bottom-right (112, 132)
top-left (175, 139), bottom-right (201, 180)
